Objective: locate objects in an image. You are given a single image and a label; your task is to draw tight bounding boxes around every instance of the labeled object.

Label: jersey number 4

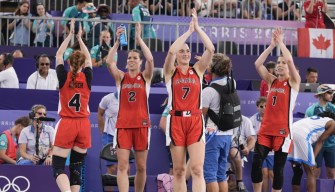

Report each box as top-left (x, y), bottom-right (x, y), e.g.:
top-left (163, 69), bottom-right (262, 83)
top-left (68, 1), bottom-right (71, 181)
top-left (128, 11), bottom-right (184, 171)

top-left (69, 93), bottom-right (81, 112)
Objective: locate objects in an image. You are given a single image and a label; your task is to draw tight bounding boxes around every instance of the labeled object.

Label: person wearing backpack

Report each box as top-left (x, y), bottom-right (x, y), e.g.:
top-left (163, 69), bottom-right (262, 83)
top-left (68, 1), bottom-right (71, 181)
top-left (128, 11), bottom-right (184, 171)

top-left (202, 53), bottom-right (242, 192)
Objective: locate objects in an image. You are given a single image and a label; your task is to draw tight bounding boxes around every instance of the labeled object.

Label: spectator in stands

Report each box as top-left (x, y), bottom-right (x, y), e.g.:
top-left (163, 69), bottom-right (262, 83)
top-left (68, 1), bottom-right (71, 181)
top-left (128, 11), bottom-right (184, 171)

top-left (8, 0), bottom-right (32, 46)
top-left (304, 0), bottom-right (328, 28)
top-left (63, 39), bottom-right (87, 62)
top-left (251, 27), bottom-right (301, 192)
top-left (202, 53), bottom-right (236, 192)
top-left (304, 67), bottom-right (319, 83)
top-left (82, 3), bottom-right (97, 30)
top-left (229, 115), bottom-right (256, 191)
top-left (262, 0), bottom-right (278, 20)
top-left (163, 8), bottom-right (215, 192)
top-left (98, 92), bottom-right (119, 176)
top-left (277, 0), bottom-right (300, 20)
top-left (0, 53), bottom-right (19, 88)
top-left (106, 23), bottom-right (154, 192)
top-left (0, 116), bottom-right (30, 164)
top-left (305, 84), bottom-right (335, 180)
top-left (118, 0), bottom-right (131, 14)
top-left (194, 0), bottom-right (213, 17)
top-left (178, 0), bottom-right (192, 16)
top-left (242, 0), bottom-right (263, 19)
top-left (26, 54), bottom-right (58, 90)
top-left (17, 104), bottom-right (55, 165)
top-left (129, 0), bottom-right (157, 49)
top-left (259, 61), bottom-right (276, 96)
top-left (250, 97), bottom-right (275, 192)
top-left (288, 112), bottom-right (335, 192)
top-left (61, 0), bottom-right (91, 35)
top-left (149, 0), bottom-right (173, 15)
top-left (12, 49), bottom-right (24, 58)
top-left (32, 3), bottom-right (54, 47)
top-left (212, 0), bottom-right (238, 18)
top-left (90, 30), bottom-right (113, 68)
top-left (88, 4), bottom-right (114, 48)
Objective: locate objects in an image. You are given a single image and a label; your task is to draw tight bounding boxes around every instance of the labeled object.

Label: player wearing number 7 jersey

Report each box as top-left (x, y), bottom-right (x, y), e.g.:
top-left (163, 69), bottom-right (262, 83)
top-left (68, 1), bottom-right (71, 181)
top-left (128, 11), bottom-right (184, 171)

top-left (251, 27), bottom-right (301, 192)
top-left (105, 23), bottom-right (154, 192)
top-left (163, 9), bottom-right (215, 192)
top-left (52, 19), bottom-right (92, 192)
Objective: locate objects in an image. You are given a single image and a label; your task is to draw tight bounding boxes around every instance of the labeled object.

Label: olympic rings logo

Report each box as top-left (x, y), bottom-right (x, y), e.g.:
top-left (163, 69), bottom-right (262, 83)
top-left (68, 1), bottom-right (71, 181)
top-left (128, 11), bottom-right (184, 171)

top-left (0, 176), bottom-right (30, 192)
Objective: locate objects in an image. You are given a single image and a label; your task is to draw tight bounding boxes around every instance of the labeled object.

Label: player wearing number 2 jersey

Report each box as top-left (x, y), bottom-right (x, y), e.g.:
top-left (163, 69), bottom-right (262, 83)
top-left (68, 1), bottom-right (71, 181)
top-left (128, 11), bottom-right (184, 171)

top-left (52, 20), bottom-right (92, 192)
top-left (105, 23), bottom-right (154, 192)
top-left (251, 27), bottom-right (301, 192)
top-left (163, 9), bottom-right (215, 192)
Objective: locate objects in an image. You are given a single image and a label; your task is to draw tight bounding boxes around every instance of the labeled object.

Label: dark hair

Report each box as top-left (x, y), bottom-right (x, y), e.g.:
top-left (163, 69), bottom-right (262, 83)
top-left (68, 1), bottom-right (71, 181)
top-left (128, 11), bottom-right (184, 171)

top-left (128, 49), bottom-right (143, 60)
top-left (318, 111), bottom-right (335, 121)
top-left (70, 39), bottom-right (88, 50)
top-left (35, 3), bottom-right (45, 16)
top-left (69, 51), bottom-right (86, 88)
top-left (211, 53), bottom-right (232, 77)
top-left (307, 67), bottom-right (318, 74)
top-left (77, 0), bottom-right (92, 4)
top-left (14, 116), bottom-right (30, 127)
top-left (256, 97), bottom-right (267, 106)
top-left (265, 61), bottom-right (276, 71)
top-left (15, 0), bottom-right (30, 16)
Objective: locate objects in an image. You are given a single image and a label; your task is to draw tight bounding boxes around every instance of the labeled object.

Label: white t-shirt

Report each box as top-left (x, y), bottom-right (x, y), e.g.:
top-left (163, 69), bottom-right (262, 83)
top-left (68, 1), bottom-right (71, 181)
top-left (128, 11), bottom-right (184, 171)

top-left (26, 69), bottom-right (58, 90)
top-left (99, 93), bottom-right (119, 136)
top-left (0, 67), bottom-right (19, 88)
top-left (231, 115), bottom-right (256, 147)
top-left (195, 0), bottom-right (213, 17)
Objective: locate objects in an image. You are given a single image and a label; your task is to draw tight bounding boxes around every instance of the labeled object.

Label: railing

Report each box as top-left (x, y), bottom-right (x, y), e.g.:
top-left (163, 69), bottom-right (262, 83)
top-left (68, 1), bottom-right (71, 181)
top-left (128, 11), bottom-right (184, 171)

top-left (0, 15), bottom-right (300, 56)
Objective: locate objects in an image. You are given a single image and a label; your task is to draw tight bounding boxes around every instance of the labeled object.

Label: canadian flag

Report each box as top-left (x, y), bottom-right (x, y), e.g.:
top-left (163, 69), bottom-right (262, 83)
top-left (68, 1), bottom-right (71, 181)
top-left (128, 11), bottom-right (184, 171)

top-left (298, 28), bottom-right (335, 58)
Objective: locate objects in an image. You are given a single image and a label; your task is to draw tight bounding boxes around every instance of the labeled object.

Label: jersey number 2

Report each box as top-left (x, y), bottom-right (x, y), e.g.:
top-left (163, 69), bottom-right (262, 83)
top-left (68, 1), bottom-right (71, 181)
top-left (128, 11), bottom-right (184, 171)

top-left (69, 93), bottom-right (81, 112)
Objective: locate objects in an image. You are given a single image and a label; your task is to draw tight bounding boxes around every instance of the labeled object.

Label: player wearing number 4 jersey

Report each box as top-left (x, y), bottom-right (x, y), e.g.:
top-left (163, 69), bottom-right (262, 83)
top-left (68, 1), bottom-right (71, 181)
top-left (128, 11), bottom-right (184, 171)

top-left (251, 27), bottom-right (301, 192)
top-left (52, 20), bottom-right (92, 192)
top-left (105, 23), bottom-right (154, 192)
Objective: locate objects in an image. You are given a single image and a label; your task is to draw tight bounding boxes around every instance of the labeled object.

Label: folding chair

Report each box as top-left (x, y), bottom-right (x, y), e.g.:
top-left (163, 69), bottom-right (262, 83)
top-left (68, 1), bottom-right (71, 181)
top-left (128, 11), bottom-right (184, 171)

top-left (99, 142), bottom-right (136, 192)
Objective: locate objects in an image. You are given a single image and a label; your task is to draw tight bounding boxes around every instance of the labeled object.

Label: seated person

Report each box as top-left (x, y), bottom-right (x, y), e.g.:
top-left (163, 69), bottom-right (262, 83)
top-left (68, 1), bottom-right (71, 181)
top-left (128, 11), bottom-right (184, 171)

top-left (17, 104), bottom-right (55, 165)
top-left (26, 54), bottom-right (58, 90)
top-left (212, 0), bottom-right (238, 18)
top-left (149, 0), bottom-right (173, 15)
top-left (0, 116), bottom-right (30, 164)
top-left (262, 0), bottom-right (278, 20)
top-left (242, 0), bottom-right (262, 19)
top-left (277, 0), bottom-right (300, 21)
top-left (0, 53), bottom-right (19, 88)
top-left (90, 30), bottom-right (114, 67)
top-left (303, 67), bottom-right (319, 84)
top-left (32, 3), bottom-right (54, 47)
top-left (12, 49), bottom-right (24, 58)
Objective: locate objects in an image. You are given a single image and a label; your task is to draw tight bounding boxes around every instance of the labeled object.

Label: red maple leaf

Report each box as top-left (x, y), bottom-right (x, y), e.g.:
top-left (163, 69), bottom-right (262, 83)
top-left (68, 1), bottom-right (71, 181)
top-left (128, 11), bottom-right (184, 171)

top-left (312, 34), bottom-right (331, 54)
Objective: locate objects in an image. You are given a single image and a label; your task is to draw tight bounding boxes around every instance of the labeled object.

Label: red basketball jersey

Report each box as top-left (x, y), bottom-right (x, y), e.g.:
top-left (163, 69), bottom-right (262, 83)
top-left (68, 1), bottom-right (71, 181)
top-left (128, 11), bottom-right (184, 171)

top-left (116, 73), bottom-right (150, 128)
top-left (58, 71), bottom-right (91, 118)
top-left (167, 67), bottom-right (202, 111)
top-left (259, 79), bottom-right (298, 137)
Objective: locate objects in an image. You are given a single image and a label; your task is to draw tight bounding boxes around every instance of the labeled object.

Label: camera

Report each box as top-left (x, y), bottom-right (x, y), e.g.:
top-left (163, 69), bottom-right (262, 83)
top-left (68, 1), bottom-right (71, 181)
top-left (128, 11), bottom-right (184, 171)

top-left (239, 144), bottom-right (245, 150)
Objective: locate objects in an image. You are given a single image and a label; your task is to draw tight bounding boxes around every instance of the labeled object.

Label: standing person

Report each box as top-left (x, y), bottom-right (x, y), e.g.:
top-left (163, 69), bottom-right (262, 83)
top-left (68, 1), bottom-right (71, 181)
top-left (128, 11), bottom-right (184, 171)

top-left (305, 84), bottom-right (335, 180)
top-left (98, 92), bottom-right (119, 176)
top-left (163, 8), bottom-right (215, 192)
top-left (105, 23), bottom-right (154, 192)
top-left (52, 20), bottom-right (92, 192)
top-left (32, 3), bottom-right (54, 47)
top-left (288, 112), bottom-right (335, 192)
top-left (0, 116), bottom-right (30, 164)
top-left (251, 27), bottom-right (301, 192)
top-left (303, 0), bottom-right (328, 29)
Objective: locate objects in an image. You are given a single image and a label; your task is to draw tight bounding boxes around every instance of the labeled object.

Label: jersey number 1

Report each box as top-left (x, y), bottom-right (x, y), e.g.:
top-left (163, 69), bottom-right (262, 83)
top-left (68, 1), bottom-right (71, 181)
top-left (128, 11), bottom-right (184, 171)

top-left (69, 93), bottom-right (81, 112)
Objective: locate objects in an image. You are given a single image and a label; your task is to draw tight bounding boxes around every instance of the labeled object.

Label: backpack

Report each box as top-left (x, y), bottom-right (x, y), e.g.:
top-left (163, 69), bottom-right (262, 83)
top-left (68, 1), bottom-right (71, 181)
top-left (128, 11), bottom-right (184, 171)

top-left (207, 77), bottom-right (242, 131)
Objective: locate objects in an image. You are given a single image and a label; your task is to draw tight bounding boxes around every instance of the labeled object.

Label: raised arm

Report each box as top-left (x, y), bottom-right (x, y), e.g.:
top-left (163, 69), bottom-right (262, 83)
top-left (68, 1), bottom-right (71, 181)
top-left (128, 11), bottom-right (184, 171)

top-left (77, 23), bottom-right (92, 69)
top-left (163, 12), bottom-right (195, 81)
top-left (106, 27), bottom-right (123, 85)
top-left (136, 23), bottom-right (154, 81)
top-left (255, 30), bottom-right (277, 84)
top-left (275, 28), bottom-right (301, 87)
top-left (55, 19), bottom-right (74, 66)
top-left (192, 9), bottom-right (215, 75)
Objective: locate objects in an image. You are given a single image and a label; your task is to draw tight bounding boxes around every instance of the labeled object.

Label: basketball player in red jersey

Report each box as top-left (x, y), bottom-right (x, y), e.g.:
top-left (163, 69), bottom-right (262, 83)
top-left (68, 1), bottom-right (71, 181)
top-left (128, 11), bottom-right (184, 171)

top-left (52, 19), bottom-right (92, 192)
top-left (163, 8), bottom-right (215, 192)
top-left (105, 23), bottom-right (154, 192)
top-left (251, 27), bottom-right (301, 192)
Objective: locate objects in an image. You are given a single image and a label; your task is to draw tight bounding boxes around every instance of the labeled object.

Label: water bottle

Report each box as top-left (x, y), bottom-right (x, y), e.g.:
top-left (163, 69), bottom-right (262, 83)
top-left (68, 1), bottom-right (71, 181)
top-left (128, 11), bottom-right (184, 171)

top-left (119, 24), bottom-right (128, 47)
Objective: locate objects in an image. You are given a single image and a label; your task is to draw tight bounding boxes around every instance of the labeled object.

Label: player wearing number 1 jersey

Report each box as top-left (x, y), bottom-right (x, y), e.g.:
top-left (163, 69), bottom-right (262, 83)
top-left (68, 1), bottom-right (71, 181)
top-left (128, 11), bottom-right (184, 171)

top-left (105, 23), bottom-right (154, 192)
top-left (52, 20), bottom-right (92, 192)
top-left (163, 9), bottom-right (215, 192)
top-left (251, 27), bottom-right (301, 192)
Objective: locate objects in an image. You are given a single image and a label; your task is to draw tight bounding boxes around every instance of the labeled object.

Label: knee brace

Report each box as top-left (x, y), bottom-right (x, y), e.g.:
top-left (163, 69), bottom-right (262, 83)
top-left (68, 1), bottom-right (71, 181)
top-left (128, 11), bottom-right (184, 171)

top-left (291, 163), bottom-right (303, 186)
top-left (251, 143), bottom-right (270, 183)
top-left (52, 155), bottom-right (67, 180)
top-left (69, 150), bottom-right (86, 186)
top-left (272, 151), bottom-right (288, 190)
